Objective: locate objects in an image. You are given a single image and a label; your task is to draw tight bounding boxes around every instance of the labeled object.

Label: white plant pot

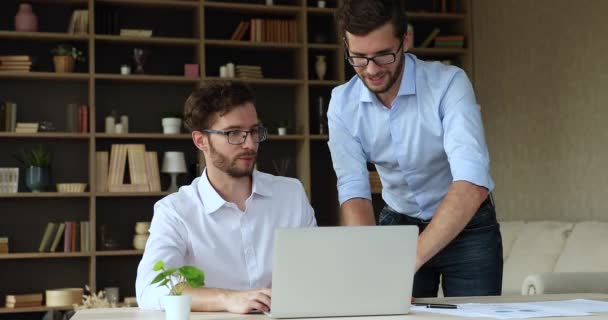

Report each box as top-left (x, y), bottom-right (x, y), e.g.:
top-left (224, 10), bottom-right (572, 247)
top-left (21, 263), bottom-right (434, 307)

top-left (277, 127), bottom-right (287, 136)
top-left (162, 117), bottom-right (182, 134)
top-left (162, 295), bottom-right (192, 320)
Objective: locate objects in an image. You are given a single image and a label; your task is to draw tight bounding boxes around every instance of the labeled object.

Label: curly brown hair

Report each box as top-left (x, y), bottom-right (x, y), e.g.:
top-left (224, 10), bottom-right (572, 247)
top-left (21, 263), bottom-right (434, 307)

top-left (183, 80), bottom-right (256, 132)
top-left (335, 0), bottom-right (407, 39)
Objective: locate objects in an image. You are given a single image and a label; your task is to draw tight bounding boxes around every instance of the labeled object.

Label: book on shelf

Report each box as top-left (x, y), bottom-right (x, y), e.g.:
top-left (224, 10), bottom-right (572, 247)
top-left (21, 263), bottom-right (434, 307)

top-left (105, 144), bottom-right (160, 193)
top-left (15, 122), bottom-right (39, 133)
top-left (96, 151), bottom-right (109, 192)
top-left (419, 27), bottom-right (440, 48)
top-left (0, 237), bottom-right (8, 254)
top-left (67, 9), bottom-right (89, 34)
top-left (5, 293), bottom-right (43, 308)
top-left (38, 222), bottom-right (57, 252)
top-left (434, 35), bottom-right (464, 48)
top-left (249, 18), bottom-right (296, 43)
top-left (49, 222), bottom-right (65, 252)
top-left (1, 101), bottom-right (18, 132)
top-left (120, 29), bottom-right (153, 37)
top-left (0, 55), bottom-right (31, 62)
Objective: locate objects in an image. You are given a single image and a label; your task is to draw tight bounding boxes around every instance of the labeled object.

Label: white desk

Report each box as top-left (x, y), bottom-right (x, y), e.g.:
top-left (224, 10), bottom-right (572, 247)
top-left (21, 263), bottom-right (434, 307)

top-left (72, 293), bottom-right (608, 320)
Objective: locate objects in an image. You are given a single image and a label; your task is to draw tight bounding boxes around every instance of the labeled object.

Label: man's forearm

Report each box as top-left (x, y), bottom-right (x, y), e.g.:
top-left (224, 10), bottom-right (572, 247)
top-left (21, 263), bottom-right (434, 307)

top-left (341, 198), bottom-right (376, 225)
top-left (416, 181), bottom-right (488, 271)
top-left (184, 287), bottom-right (229, 311)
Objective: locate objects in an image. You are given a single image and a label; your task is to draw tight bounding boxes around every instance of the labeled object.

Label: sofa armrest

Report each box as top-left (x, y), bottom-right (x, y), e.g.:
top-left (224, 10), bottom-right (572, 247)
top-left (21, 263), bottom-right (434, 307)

top-left (522, 272), bottom-right (608, 295)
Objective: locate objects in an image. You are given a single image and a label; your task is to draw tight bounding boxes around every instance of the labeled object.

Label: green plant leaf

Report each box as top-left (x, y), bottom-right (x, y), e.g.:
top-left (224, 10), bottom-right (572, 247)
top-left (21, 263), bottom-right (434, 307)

top-left (153, 260), bottom-right (165, 271)
top-left (179, 266), bottom-right (205, 288)
top-left (151, 272), bottom-right (166, 285)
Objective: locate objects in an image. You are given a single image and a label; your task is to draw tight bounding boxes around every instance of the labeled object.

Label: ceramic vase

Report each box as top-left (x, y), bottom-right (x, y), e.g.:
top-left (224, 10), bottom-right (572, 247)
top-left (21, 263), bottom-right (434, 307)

top-left (315, 55), bottom-right (327, 80)
top-left (15, 3), bottom-right (38, 32)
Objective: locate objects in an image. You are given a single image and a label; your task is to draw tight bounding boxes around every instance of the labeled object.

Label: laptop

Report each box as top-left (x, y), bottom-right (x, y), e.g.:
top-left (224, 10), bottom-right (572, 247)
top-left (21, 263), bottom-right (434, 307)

top-left (266, 226), bottom-right (418, 318)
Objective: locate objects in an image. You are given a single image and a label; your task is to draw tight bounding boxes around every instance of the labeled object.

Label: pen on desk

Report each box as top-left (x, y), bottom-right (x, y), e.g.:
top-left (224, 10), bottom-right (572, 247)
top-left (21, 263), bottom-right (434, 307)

top-left (413, 303), bottom-right (458, 309)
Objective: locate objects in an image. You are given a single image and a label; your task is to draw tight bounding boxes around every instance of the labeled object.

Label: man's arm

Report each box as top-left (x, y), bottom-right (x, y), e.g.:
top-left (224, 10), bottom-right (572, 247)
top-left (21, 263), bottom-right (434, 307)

top-left (341, 198), bottom-right (376, 226)
top-left (415, 180), bottom-right (487, 271)
top-left (185, 287), bottom-right (271, 314)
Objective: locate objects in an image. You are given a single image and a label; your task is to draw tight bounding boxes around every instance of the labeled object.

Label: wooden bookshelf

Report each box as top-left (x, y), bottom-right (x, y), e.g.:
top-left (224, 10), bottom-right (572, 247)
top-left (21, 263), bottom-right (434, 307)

top-left (0, 306), bottom-right (73, 314)
top-left (0, 30), bottom-right (89, 41)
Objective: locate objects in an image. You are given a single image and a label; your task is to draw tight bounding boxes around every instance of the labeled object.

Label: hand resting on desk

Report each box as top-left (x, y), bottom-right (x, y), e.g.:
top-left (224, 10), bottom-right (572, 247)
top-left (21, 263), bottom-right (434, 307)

top-left (222, 288), bottom-right (272, 314)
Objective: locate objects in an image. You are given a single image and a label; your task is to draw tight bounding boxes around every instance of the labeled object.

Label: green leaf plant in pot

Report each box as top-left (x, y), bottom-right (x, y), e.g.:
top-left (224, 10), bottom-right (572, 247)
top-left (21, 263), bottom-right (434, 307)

top-left (17, 145), bottom-right (52, 192)
top-left (51, 44), bottom-right (84, 73)
top-left (151, 260), bottom-right (204, 320)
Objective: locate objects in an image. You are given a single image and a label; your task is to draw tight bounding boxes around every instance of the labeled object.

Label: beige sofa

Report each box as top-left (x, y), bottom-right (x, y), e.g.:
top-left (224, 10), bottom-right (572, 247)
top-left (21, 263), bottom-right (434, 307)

top-left (500, 220), bottom-right (608, 295)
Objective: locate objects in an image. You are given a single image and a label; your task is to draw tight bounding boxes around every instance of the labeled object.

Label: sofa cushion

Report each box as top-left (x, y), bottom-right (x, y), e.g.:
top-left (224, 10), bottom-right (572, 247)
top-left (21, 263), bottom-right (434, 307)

top-left (554, 221), bottom-right (608, 272)
top-left (502, 221), bottom-right (574, 295)
top-left (499, 220), bottom-right (525, 260)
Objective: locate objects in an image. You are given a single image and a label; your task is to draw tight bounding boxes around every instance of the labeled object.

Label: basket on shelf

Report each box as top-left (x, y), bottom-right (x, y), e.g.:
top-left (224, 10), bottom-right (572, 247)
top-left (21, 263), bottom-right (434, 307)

top-left (56, 183), bottom-right (87, 193)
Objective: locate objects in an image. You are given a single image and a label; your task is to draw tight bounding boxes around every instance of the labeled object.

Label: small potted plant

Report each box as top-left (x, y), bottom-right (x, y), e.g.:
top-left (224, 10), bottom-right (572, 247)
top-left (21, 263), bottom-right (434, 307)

top-left (161, 111), bottom-right (182, 134)
top-left (151, 260), bottom-right (204, 320)
top-left (276, 120), bottom-right (290, 136)
top-left (16, 145), bottom-right (52, 192)
top-left (51, 44), bottom-right (84, 73)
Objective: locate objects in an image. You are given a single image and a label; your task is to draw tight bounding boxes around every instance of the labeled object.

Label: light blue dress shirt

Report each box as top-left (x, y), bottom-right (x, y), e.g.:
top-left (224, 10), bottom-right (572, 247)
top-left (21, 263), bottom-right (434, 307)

top-left (328, 53), bottom-right (494, 220)
top-left (136, 169), bottom-right (317, 310)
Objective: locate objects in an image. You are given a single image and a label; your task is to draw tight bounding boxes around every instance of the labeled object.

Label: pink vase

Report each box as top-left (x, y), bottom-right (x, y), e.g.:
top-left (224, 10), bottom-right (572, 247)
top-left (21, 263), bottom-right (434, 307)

top-left (15, 3), bottom-right (38, 32)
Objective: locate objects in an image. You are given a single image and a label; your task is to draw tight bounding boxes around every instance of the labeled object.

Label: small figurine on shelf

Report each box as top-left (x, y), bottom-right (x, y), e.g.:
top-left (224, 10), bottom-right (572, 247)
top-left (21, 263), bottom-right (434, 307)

top-left (133, 48), bottom-right (148, 74)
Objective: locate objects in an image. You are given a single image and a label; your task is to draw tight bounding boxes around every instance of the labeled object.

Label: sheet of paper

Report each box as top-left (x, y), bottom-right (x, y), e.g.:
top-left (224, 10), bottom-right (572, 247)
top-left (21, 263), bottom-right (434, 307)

top-left (531, 299), bottom-right (608, 313)
top-left (412, 300), bottom-right (595, 319)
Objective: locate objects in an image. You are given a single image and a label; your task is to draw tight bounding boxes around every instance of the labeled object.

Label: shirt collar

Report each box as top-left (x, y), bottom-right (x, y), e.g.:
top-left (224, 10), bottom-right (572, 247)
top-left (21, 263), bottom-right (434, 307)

top-left (359, 53), bottom-right (417, 103)
top-left (198, 169), bottom-right (272, 215)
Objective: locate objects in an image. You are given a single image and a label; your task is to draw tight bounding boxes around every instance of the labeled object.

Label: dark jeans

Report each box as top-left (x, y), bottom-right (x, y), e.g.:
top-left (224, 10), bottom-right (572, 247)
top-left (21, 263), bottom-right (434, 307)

top-left (379, 197), bottom-right (503, 297)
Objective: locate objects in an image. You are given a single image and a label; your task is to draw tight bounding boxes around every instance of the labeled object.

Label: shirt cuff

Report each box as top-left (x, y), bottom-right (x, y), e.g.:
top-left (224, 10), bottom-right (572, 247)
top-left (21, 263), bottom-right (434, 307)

top-left (337, 174), bottom-right (372, 205)
top-left (450, 157), bottom-right (494, 191)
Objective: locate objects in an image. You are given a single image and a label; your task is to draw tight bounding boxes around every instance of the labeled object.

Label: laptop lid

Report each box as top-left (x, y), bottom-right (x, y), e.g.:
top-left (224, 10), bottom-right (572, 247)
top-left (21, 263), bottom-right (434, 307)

top-left (268, 226), bottom-right (418, 318)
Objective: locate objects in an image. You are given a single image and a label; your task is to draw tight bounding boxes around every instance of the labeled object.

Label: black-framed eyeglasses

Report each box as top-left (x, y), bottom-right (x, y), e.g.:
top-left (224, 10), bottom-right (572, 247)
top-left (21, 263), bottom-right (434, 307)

top-left (201, 126), bottom-right (268, 145)
top-left (344, 39), bottom-right (404, 67)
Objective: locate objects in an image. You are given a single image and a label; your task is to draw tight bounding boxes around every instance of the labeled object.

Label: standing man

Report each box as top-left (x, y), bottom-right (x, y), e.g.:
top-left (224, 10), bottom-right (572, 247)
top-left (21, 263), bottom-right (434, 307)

top-left (136, 81), bottom-right (317, 313)
top-left (328, 0), bottom-right (502, 297)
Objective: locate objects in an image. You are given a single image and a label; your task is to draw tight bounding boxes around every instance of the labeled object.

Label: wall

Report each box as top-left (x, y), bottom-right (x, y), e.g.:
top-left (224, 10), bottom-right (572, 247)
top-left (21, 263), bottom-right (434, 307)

top-left (472, 0), bottom-right (608, 221)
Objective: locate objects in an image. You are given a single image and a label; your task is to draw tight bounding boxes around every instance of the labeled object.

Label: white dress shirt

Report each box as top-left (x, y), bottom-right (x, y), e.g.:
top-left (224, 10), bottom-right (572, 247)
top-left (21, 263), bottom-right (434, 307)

top-left (136, 169), bottom-right (317, 310)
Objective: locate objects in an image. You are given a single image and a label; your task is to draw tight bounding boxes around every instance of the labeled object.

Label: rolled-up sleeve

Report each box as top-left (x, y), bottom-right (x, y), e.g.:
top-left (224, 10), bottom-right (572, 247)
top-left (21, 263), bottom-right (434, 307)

top-left (327, 92), bottom-right (371, 205)
top-left (440, 71), bottom-right (494, 191)
top-left (136, 200), bottom-right (189, 310)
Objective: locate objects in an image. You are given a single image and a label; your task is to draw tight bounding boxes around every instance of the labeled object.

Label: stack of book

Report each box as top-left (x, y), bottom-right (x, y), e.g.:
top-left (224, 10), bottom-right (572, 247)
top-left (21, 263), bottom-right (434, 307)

top-left (236, 65), bottom-right (263, 79)
top-left (66, 104), bottom-right (89, 133)
top-left (0, 101), bottom-right (18, 132)
top-left (0, 237), bottom-right (8, 254)
top-left (434, 35), bottom-right (464, 48)
top-left (15, 122), bottom-right (38, 133)
top-left (38, 221), bottom-right (91, 253)
top-left (5, 293), bottom-right (43, 308)
top-left (98, 145), bottom-right (161, 193)
top-left (0, 55), bottom-right (32, 72)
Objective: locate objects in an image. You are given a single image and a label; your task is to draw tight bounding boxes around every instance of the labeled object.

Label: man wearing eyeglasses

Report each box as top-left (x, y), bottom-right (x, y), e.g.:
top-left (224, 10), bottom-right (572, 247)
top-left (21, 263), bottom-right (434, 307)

top-left (136, 81), bottom-right (317, 313)
top-left (328, 0), bottom-right (502, 298)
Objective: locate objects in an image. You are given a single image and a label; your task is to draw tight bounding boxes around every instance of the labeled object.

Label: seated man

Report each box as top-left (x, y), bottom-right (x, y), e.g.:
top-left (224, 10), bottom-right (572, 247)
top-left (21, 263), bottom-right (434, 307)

top-left (136, 80), bottom-right (317, 313)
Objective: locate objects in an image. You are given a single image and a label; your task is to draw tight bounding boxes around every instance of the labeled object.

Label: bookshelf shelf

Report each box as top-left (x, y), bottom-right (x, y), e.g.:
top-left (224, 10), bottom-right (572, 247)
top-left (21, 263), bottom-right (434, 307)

top-left (204, 76), bottom-right (303, 86)
top-left (25, 0), bottom-right (89, 5)
top-left (267, 134), bottom-right (306, 141)
top-left (306, 7), bottom-right (336, 15)
top-left (204, 2), bottom-right (300, 14)
top-left (308, 43), bottom-right (340, 50)
top-left (95, 250), bottom-right (143, 256)
top-left (95, 0), bottom-right (200, 8)
top-left (95, 73), bottom-right (199, 83)
top-left (95, 192), bottom-right (170, 197)
top-left (409, 47), bottom-right (468, 56)
top-left (205, 39), bottom-right (302, 50)
top-left (0, 71), bottom-right (90, 81)
top-left (0, 31), bottom-right (89, 41)
top-left (0, 252), bottom-right (91, 260)
top-left (95, 133), bottom-right (191, 140)
top-left (408, 12), bottom-right (466, 21)
top-left (95, 35), bottom-right (199, 46)
top-left (310, 134), bottom-right (329, 141)
top-left (308, 80), bottom-right (343, 86)
top-left (0, 306), bottom-right (73, 314)
top-left (0, 132), bottom-right (91, 139)
top-left (0, 192), bottom-right (91, 198)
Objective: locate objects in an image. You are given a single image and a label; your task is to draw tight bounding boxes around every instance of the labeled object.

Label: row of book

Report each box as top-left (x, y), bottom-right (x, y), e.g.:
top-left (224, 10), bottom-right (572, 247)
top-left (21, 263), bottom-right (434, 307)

top-left (96, 145), bottom-right (161, 193)
top-left (418, 28), bottom-right (465, 49)
top-left (5, 293), bottom-right (43, 308)
top-left (68, 9), bottom-right (89, 34)
top-left (0, 237), bottom-right (7, 254)
top-left (249, 18), bottom-right (298, 43)
top-left (0, 101), bottom-right (17, 132)
top-left (66, 104), bottom-right (89, 133)
top-left (0, 55), bottom-right (32, 72)
top-left (38, 221), bottom-right (91, 253)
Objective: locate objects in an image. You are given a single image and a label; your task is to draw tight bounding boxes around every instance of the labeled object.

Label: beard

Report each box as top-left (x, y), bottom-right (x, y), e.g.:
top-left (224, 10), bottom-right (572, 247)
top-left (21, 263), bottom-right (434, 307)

top-left (358, 54), bottom-right (404, 94)
top-left (208, 140), bottom-right (257, 178)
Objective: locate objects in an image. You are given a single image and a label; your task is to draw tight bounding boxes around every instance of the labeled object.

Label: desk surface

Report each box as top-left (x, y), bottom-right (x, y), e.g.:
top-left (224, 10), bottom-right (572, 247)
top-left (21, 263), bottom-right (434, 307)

top-left (72, 293), bottom-right (608, 320)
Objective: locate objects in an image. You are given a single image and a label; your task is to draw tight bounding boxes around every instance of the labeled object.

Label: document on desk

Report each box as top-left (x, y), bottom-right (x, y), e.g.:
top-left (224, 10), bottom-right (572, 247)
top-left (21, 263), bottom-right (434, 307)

top-left (412, 299), bottom-right (604, 319)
